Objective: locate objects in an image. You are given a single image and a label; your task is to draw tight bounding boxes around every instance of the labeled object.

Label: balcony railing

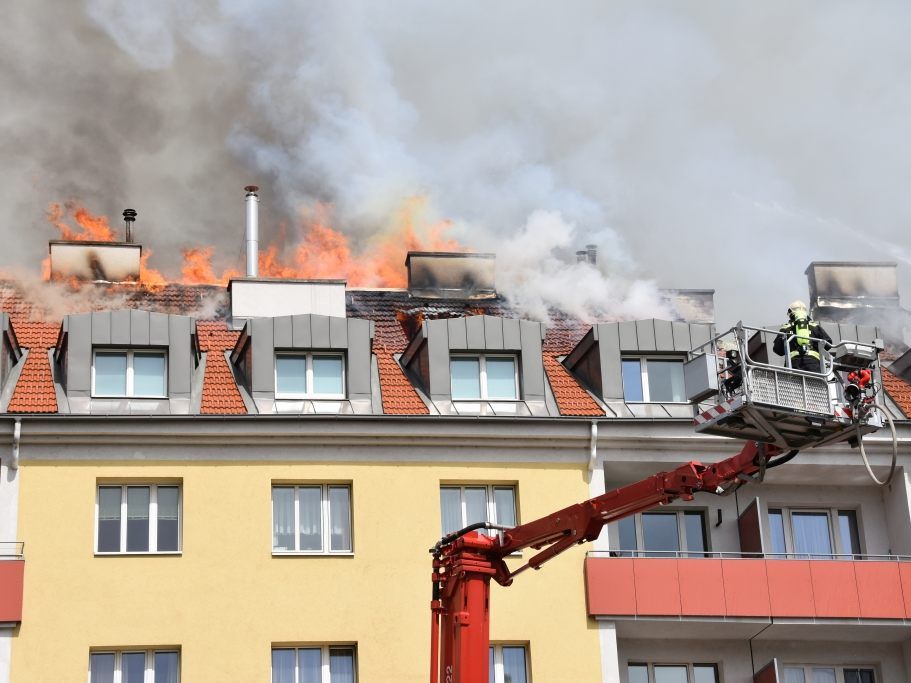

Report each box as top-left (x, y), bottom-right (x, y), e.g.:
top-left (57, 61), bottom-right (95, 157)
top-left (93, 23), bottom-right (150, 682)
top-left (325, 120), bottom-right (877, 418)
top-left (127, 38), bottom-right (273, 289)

top-left (0, 542), bottom-right (24, 559)
top-left (596, 549), bottom-right (911, 561)
top-left (585, 552), bottom-right (911, 620)
top-left (0, 542), bottom-right (24, 624)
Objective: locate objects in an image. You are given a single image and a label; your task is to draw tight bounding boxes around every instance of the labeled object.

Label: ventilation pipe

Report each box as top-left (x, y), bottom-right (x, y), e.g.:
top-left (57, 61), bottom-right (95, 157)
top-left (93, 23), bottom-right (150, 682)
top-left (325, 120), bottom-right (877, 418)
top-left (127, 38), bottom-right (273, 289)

top-left (586, 244), bottom-right (597, 265)
top-left (245, 185), bottom-right (259, 278)
top-left (122, 209), bottom-right (137, 244)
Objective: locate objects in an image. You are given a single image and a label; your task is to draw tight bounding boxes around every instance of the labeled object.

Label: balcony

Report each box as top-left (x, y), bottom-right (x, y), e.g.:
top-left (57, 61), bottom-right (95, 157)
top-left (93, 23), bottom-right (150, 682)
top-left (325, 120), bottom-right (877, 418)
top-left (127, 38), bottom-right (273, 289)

top-left (0, 542), bottom-right (24, 625)
top-left (585, 552), bottom-right (911, 621)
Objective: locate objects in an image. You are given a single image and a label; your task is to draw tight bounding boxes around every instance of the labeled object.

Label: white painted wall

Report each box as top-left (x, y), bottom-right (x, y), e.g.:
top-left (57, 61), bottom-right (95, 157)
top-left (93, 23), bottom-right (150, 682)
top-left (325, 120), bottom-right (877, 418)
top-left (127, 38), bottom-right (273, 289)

top-left (0, 459), bottom-right (18, 683)
top-left (230, 280), bottom-right (346, 321)
top-left (882, 469), bottom-right (911, 555)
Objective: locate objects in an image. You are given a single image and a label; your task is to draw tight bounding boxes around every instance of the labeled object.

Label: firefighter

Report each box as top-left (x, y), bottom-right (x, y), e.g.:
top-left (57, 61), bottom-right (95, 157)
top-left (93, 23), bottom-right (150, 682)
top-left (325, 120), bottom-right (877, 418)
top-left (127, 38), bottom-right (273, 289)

top-left (772, 300), bottom-right (832, 373)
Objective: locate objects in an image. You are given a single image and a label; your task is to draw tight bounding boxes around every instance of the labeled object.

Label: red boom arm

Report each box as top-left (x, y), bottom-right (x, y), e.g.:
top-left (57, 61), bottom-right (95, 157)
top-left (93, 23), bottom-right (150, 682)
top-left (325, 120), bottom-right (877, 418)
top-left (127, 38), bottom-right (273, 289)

top-left (429, 440), bottom-right (782, 683)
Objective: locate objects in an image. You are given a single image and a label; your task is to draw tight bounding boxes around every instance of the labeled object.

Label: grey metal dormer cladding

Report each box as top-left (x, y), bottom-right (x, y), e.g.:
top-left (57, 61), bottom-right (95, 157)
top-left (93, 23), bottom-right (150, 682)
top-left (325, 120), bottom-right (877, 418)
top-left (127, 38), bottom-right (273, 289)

top-left (400, 315), bottom-right (553, 416)
top-left (0, 314), bottom-right (23, 411)
top-left (56, 310), bottom-right (199, 414)
top-left (232, 314), bottom-right (376, 414)
top-left (564, 319), bottom-right (714, 402)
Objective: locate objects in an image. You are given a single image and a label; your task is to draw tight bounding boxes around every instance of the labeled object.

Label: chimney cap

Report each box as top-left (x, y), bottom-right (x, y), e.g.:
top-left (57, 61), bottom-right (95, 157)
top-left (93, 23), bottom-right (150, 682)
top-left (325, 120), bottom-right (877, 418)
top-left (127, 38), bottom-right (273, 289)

top-left (122, 208), bottom-right (137, 222)
top-left (245, 185), bottom-right (259, 194)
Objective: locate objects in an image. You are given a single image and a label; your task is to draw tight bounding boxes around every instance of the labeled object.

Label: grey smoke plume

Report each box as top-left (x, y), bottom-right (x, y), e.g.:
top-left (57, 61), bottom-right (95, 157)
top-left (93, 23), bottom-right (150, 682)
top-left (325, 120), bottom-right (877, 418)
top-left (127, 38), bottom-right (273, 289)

top-left (2, 2), bottom-right (911, 324)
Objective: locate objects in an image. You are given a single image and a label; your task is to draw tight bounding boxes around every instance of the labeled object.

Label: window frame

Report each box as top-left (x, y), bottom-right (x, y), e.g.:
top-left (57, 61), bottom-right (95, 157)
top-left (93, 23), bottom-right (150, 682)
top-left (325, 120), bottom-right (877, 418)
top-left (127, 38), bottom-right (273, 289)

top-left (88, 648), bottom-right (180, 683)
top-left (489, 644), bottom-right (530, 683)
top-left (767, 506), bottom-right (862, 559)
top-left (274, 352), bottom-right (346, 400)
top-left (270, 644), bottom-right (357, 683)
top-left (91, 349), bottom-right (168, 399)
top-left (271, 483), bottom-right (354, 555)
top-left (781, 664), bottom-right (876, 682)
top-left (94, 484), bottom-right (182, 556)
top-left (621, 355), bottom-right (687, 403)
top-left (449, 353), bottom-right (520, 401)
top-left (627, 662), bottom-right (720, 683)
top-left (615, 509), bottom-right (710, 557)
top-left (439, 484), bottom-right (518, 535)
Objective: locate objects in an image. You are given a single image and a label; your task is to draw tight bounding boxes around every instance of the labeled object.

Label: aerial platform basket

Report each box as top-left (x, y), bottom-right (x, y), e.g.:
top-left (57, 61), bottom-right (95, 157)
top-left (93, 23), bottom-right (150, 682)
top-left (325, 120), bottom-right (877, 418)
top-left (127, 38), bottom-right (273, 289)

top-left (686, 323), bottom-right (884, 450)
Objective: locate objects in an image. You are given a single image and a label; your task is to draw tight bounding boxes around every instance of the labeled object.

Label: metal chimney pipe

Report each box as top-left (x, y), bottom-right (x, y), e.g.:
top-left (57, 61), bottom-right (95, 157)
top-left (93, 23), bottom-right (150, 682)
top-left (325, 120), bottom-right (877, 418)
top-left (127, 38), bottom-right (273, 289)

top-left (123, 209), bottom-right (137, 244)
top-left (244, 186), bottom-right (259, 278)
top-left (586, 244), bottom-right (597, 265)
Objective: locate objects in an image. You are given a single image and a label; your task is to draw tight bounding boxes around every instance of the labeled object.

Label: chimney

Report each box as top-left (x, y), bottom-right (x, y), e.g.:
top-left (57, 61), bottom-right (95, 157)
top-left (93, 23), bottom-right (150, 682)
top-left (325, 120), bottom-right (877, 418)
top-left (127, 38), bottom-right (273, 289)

top-left (245, 185), bottom-right (259, 278)
top-left (123, 209), bottom-right (137, 243)
top-left (805, 261), bottom-right (902, 319)
top-left (576, 250), bottom-right (587, 263)
top-left (586, 244), bottom-right (597, 265)
top-left (405, 252), bottom-right (496, 299)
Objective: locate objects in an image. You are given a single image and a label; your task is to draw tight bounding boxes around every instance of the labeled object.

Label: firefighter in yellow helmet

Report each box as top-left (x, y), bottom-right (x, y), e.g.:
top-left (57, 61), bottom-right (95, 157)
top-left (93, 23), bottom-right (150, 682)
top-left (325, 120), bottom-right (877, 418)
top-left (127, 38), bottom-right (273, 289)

top-left (772, 300), bottom-right (832, 373)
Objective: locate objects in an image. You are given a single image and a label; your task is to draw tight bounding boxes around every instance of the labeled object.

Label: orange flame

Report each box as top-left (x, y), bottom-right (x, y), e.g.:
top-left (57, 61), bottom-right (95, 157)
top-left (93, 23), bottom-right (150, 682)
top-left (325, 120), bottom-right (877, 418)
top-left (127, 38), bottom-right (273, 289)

top-left (179, 196), bottom-right (463, 287)
top-left (47, 202), bottom-right (117, 241)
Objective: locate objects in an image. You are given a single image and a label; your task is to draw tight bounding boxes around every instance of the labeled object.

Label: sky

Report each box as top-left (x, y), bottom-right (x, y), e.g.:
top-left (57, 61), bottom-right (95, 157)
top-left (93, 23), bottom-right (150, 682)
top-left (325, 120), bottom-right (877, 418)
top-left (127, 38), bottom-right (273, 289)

top-left (2, 1), bottom-right (910, 326)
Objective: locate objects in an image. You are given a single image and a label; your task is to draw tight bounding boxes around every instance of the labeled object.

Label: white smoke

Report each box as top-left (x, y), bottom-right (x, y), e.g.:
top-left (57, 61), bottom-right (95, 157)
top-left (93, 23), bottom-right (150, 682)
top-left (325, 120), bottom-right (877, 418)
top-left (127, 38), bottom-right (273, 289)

top-left (3, 2), bottom-right (911, 324)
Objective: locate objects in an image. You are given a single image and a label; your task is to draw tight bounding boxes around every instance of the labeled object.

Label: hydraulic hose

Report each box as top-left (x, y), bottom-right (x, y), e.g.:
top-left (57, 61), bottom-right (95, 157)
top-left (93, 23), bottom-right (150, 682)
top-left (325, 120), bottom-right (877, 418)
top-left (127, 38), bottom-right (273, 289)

top-left (857, 403), bottom-right (898, 487)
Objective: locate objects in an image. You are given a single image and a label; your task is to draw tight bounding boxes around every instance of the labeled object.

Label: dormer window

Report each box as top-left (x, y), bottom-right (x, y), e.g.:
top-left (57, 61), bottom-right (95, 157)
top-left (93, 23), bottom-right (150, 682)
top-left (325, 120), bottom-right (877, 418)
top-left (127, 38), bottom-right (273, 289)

top-left (621, 356), bottom-right (686, 403)
top-left (450, 354), bottom-right (519, 401)
top-left (275, 352), bottom-right (345, 399)
top-left (92, 350), bottom-right (167, 398)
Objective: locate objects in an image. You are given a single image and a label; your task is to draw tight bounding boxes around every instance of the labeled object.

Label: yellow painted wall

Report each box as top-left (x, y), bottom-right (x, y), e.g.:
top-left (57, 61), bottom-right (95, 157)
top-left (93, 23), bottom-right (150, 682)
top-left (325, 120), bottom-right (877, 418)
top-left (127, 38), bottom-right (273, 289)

top-left (13, 460), bottom-right (601, 682)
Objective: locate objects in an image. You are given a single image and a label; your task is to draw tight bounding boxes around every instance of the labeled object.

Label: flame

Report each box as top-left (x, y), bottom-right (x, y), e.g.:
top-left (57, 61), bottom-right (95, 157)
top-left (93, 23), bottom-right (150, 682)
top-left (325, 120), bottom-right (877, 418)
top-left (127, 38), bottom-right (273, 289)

top-left (47, 202), bottom-right (117, 241)
top-left (179, 196), bottom-right (463, 287)
top-left (139, 250), bottom-right (168, 291)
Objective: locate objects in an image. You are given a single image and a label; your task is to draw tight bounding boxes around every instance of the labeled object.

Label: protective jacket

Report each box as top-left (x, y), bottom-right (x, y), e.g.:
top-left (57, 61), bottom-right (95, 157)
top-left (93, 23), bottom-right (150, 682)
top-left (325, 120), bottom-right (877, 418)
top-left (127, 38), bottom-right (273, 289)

top-left (772, 319), bottom-right (832, 361)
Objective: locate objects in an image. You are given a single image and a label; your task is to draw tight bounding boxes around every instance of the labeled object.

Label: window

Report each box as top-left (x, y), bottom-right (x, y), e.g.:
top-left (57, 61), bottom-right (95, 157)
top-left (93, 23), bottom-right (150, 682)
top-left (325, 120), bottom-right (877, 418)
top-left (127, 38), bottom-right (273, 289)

top-left (89, 650), bottom-right (179, 683)
top-left (782, 666), bottom-right (875, 683)
top-left (622, 357), bottom-right (686, 402)
top-left (272, 646), bottom-right (356, 683)
top-left (616, 511), bottom-right (708, 557)
top-left (275, 353), bottom-right (345, 399)
top-left (272, 485), bottom-right (352, 553)
top-left (489, 645), bottom-right (528, 683)
top-left (93, 350), bottom-right (167, 398)
top-left (628, 663), bottom-right (719, 683)
top-left (96, 485), bottom-right (180, 554)
top-left (768, 507), bottom-right (861, 558)
top-left (440, 485), bottom-right (517, 536)
top-left (450, 355), bottom-right (519, 400)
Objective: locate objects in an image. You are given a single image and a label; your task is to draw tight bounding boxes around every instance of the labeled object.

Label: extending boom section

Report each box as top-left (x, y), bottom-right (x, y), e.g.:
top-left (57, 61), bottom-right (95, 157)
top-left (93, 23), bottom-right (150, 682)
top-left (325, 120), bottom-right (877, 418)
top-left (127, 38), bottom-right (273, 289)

top-left (429, 440), bottom-right (783, 683)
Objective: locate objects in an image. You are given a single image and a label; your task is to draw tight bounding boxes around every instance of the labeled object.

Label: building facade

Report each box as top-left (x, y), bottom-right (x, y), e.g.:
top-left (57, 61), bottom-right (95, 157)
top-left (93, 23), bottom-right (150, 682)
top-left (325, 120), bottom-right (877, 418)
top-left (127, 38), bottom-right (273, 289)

top-left (0, 248), bottom-right (908, 683)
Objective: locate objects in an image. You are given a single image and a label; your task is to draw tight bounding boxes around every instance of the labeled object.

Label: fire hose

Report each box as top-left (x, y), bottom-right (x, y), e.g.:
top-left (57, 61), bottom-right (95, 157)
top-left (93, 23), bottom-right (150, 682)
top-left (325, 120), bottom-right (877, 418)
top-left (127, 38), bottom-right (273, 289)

top-left (856, 403), bottom-right (898, 487)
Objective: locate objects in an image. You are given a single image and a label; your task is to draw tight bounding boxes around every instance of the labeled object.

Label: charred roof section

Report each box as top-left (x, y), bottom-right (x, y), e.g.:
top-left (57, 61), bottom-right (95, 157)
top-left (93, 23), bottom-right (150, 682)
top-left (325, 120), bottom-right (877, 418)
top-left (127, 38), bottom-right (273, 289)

top-left (406, 252), bottom-right (496, 300)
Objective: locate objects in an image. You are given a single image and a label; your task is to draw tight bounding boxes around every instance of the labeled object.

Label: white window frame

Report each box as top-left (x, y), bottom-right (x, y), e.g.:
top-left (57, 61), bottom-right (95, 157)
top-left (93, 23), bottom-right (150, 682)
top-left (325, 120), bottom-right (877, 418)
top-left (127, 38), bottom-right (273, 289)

top-left (450, 354), bottom-right (520, 401)
top-left (270, 644), bottom-right (357, 683)
top-left (440, 484), bottom-right (518, 533)
top-left (767, 506), bottom-right (862, 558)
top-left (627, 662), bottom-right (720, 682)
top-left (616, 509), bottom-right (709, 557)
top-left (621, 355), bottom-right (687, 403)
top-left (489, 644), bottom-right (529, 683)
top-left (274, 352), bottom-right (346, 399)
top-left (781, 664), bottom-right (876, 682)
top-left (94, 484), bottom-right (182, 555)
top-left (271, 484), bottom-right (353, 555)
top-left (87, 649), bottom-right (180, 683)
top-left (92, 349), bottom-right (168, 398)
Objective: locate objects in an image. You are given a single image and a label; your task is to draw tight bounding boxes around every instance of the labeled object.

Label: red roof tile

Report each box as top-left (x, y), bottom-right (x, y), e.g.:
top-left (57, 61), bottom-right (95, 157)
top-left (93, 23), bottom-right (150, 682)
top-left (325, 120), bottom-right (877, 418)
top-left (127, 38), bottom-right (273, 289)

top-left (8, 322), bottom-right (60, 414)
top-left (196, 321), bottom-right (247, 415)
top-left (371, 316), bottom-right (429, 415)
top-left (882, 367), bottom-right (911, 418)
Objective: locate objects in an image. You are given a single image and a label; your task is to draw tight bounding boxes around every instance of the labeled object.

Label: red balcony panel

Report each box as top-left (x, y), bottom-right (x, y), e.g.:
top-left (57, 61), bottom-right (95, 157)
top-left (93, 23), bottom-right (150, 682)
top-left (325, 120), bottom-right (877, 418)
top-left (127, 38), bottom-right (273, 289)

top-left (809, 561), bottom-right (860, 618)
top-left (632, 559), bottom-right (681, 616)
top-left (899, 564), bottom-right (911, 618)
top-left (677, 558), bottom-right (725, 616)
top-left (722, 559), bottom-right (771, 617)
top-left (766, 560), bottom-right (815, 617)
top-left (584, 557), bottom-right (636, 615)
top-left (0, 560), bottom-right (24, 623)
top-left (855, 562), bottom-right (906, 619)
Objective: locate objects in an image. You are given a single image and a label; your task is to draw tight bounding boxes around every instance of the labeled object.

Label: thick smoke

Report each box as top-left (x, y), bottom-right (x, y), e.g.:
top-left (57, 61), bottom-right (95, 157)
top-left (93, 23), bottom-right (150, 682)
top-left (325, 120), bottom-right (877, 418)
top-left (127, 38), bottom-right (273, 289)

top-left (2, 2), bottom-right (911, 324)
